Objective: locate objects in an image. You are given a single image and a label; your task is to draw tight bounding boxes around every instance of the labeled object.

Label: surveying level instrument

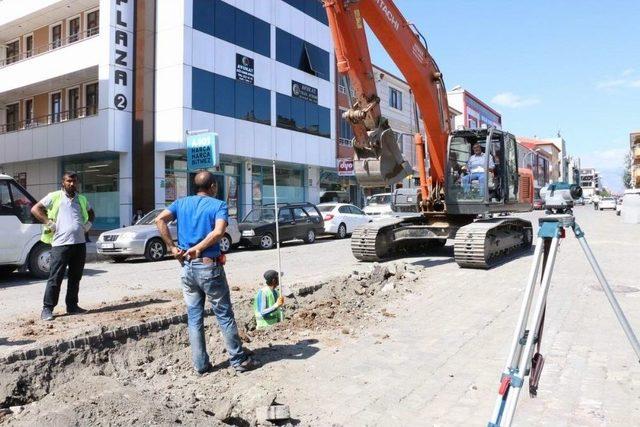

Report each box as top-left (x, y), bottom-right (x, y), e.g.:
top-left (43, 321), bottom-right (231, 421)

top-left (488, 212), bottom-right (640, 426)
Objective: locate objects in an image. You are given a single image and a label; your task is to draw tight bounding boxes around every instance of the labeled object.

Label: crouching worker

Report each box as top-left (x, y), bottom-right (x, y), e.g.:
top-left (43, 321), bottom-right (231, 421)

top-left (254, 270), bottom-right (285, 329)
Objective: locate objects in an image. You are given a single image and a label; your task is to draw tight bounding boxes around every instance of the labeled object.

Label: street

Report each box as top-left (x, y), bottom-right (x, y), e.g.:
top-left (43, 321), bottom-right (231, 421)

top-left (1, 206), bottom-right (639, 425)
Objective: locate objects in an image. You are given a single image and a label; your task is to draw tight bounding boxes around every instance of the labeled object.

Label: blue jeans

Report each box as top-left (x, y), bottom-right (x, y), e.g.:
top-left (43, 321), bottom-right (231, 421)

top-left (181, 260), bottom-right (246, 372)
top-left (462, 172), bottom-right (485, 195)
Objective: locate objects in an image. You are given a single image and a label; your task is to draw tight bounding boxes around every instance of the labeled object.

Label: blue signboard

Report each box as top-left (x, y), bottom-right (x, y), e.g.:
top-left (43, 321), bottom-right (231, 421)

top-left (186, 132), bottom-right (218, 171)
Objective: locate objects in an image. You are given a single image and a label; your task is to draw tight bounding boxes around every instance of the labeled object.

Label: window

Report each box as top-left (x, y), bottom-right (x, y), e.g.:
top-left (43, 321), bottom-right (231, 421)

top-left (0, 182), bottom-right (12, 216)
top-left (87, 10), bottom-right (99, 36)
top-left (50, 93), bottom-right (61, 123)
top-left (68, 17), bottom-right (81, 43)
top-left (192, 67), bottom-right (215, 114)
top-left (349, 206), bottom-right (365, 215)
top-left (279, 208), bottom-right (293, 222)
top-left (292, 207), bottom-right (309, 220)
top-left (51, 24), bottom-right (62, 49)
top-left (276, 29), bottom-right (330, 80)
top-left (24, 35), bottom-right (33, 58)
top-left (192, 68), bottom-right (271, 126)
top-left (6, 39), bottom-right (19, 64)
top-left (85, 83), bottom-right (98, 116)
top-left (24, 99), bottom-right (33, 126)
top-left (338, 205), bottom-right (350, 214)
top-left (194, 0), bottom-right (270, 57)
top-left (68, 88), bottom-right (80, 119)
top-left (282, 0), bottom-right (328, 25)
top-left (6, 103), bottom-right (19, 132)
top-left (390, 87), bottom-right (402, 110)
top-left (214, 74), bottom-right (235, 118)
top-left (275, 93), bottom-right (331, 137)
top-left (339, 113), bottom-right (354, 141)
top-left (9, 182), bottom-right (35, 224)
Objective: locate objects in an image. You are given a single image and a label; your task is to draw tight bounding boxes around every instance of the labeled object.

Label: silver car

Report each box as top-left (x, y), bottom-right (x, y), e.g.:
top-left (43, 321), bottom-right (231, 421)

top-left (97, 209), bottom-right (241, 262)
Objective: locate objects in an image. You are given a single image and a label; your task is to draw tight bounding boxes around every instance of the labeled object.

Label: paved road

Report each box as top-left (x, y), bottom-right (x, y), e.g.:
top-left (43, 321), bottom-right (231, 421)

top-left (2, 206), bottom-right (640, 425)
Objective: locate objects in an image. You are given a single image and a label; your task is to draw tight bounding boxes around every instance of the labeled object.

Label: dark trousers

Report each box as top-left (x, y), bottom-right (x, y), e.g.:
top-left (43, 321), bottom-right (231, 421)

top-left (43, 243), bottom-right (87, 310)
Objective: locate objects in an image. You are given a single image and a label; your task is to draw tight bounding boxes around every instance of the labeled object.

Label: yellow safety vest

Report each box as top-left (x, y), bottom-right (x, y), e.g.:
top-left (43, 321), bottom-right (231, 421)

top-left (41, 190), bottom-right (89, 244)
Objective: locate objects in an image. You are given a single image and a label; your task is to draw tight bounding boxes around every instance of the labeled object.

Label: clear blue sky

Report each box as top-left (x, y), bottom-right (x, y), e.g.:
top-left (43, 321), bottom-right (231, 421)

top-left (365, 0), bottom-right (639, 191)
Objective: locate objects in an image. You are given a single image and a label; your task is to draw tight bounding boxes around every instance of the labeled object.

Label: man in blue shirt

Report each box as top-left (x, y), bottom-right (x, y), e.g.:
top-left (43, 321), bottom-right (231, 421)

top-left (462, 143), bottom-right (495, 196)
top-left (156, 171), bottom-right (258, 375)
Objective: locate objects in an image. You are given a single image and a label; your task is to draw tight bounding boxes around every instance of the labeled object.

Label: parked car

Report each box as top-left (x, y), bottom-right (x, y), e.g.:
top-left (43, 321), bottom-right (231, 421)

top-left (317, 203), bottom-right (372, 238)
top-left (363, 193), bottom-right (394, 217)
top-left (319, 190), bottom-right (350, 204)
top-left (238, 203), bottom-right (324, 249)
top-left (0, 174), bottom-right (50, 278)
top-left (599, 197), bottom-right (616, 210)
top-left (97, 209), bottom-right (241, 262)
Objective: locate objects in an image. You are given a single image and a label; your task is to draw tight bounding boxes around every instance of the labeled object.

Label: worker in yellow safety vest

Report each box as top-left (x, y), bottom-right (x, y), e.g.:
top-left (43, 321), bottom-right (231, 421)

top-left (254, 270), bottom-right (285, 328)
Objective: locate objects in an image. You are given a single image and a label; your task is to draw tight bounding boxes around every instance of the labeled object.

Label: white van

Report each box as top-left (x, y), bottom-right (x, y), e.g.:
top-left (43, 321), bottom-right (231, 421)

top-left (0, 174), bottom-right (50, 278)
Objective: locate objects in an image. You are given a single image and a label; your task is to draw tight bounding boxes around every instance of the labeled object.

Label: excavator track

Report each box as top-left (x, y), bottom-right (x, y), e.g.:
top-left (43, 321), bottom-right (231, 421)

top-left (351, 217), bottom-right (404, 262)
top-left (453, 217), bottom-right (533, 269)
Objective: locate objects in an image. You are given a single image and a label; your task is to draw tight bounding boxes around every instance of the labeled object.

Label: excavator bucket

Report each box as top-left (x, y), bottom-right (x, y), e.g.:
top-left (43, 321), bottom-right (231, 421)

top-left (354, 128), bottom-right (413, 188)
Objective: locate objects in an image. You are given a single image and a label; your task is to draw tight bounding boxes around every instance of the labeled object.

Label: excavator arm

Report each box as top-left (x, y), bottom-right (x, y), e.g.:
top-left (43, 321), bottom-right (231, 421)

top-left (324, 0), bottom-right (450, 204)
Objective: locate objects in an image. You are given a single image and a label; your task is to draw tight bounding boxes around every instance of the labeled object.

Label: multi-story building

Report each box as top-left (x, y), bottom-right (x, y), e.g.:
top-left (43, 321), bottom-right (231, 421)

top-left (631, 131), bottom-right (640, 188)
top-left (447, 86), bottom-right (502, 130)
top-left (0, 0), bottom-right (336, 227)
top-left (566, 155), bottom-right (581, 185)
top-left (516, 136), bottom-right (562, 183)
top-left (580, 168), bottom-right (602, 198)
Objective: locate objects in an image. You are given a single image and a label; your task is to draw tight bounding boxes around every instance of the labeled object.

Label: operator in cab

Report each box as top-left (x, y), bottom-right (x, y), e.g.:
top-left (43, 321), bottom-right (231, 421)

top-left (462, 143), bottom-right (495, 196)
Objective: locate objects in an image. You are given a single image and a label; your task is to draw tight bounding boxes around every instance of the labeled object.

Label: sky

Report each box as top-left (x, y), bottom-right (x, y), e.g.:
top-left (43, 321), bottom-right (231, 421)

top-left (364, 0), bottom-right (639, 192)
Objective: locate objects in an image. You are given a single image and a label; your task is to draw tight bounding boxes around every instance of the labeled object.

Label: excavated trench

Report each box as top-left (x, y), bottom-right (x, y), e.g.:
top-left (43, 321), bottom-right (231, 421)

top-left (0, 262), bottom-right (426, 426)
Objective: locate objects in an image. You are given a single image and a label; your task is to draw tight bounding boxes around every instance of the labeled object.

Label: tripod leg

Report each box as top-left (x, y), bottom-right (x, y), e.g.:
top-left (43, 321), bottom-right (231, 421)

top-left (489, 237), bottom-right (546, 425)
top-left (573, 225), bottom-right (640, 361)
top-left (501, 236), bottom-right (561, 426)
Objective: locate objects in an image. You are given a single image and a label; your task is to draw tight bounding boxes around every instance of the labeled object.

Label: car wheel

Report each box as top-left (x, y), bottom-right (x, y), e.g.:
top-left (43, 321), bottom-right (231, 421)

top-left (111, 256), bottom-right (128, 263)
top-left (259, 234), bottom-right (274, 250)
top-left (337, 223), bottom-right (347, 239)
top-left (28, 243), bottom-right (51, 279)
top-left (220, 234), bottom-right (232, 253)
top-left (304, 229), bottom-right (316, 244)
top-left (145, 238), bottom-right (166, 262)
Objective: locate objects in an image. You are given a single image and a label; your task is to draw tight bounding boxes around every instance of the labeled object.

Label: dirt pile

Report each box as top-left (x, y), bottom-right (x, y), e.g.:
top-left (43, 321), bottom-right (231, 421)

top-left (0, 261), bottom-right (426, 426)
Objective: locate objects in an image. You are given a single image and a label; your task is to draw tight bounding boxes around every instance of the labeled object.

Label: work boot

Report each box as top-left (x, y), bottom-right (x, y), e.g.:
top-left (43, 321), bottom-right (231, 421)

top-left (234, 357), bottom-right (259, 373)
top-left (67, 306), bottom-right (88, 315)
top-left (41, 307), bottom-right (54, 321)
top-left (195, 363), bottom-right (214, 377)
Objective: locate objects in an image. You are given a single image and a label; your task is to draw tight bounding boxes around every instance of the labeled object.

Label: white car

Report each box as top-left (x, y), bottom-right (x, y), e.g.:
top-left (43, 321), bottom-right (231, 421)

top-left (599, 197), bottom-right (616, 210)
top-left (97, 209), bottom-right (241, 262)
top-left (317, 203), bottom-right (372, 238)
top-left (363, 193), bottom-right (394, 218)
top-left (0, 174), bottom-right (51, 278)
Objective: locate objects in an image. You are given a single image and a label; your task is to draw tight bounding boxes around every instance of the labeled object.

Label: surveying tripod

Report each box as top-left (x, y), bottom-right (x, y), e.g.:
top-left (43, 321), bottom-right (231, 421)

top-left (488, 213), bottom-right (640, 426)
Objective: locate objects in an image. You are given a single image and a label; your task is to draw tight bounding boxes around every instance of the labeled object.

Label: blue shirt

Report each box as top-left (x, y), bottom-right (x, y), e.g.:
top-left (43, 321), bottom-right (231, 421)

top-left (167, 195), bottom-right (228, 258)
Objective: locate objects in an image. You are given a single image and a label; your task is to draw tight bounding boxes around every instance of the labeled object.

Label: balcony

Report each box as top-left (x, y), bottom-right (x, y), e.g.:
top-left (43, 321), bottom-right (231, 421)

top-left (0, 31), bottom-right (100, 94)
top-left (0, 108), bottom-right (107, 164)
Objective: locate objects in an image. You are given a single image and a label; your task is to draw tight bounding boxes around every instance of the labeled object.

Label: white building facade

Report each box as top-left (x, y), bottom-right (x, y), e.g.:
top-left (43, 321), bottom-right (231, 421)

top-left (0, 0), bottom-right (335, 227)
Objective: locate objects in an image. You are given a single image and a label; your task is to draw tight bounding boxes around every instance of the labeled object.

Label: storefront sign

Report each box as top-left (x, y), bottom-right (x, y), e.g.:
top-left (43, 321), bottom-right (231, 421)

top-left (187, 132), bottom-right (218, 171)
top-left (236, 54), bottom-right (254, 84)
top-left (337, 158), bottom-right (355, 176)
top-left (112, 0), bottom-right (132, 111)
top-left (292, 80), bottom-right (318, 103)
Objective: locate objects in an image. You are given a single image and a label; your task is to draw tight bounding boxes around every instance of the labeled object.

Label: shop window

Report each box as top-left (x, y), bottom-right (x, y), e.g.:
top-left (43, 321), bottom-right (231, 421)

top-left (194, 0), bottom-right (270, 57)
top-left (276, 28), bottom-right (330, 81)
top-left (192, 67), bottom-right (215, 114)
top-left (214, 73), bottom-right (235, 118)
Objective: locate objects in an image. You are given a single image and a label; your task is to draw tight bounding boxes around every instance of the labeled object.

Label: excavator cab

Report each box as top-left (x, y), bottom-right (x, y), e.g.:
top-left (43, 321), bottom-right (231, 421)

top-left (446, 128), bottom-right (523, 214)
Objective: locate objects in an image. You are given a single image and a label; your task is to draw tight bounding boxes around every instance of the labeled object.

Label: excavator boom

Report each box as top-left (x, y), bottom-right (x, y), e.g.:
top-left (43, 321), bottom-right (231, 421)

top-left (324, 0), bottom-right (451, 193)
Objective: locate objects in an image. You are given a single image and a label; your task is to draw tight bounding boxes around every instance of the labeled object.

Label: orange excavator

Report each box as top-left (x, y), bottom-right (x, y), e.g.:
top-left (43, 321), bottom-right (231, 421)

top-left (324, 0), bottom-right (534, 268)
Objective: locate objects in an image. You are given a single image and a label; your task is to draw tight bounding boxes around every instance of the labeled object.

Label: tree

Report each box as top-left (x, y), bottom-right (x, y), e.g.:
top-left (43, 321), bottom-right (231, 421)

top-left (623, 152), bottom-right (633, 189)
